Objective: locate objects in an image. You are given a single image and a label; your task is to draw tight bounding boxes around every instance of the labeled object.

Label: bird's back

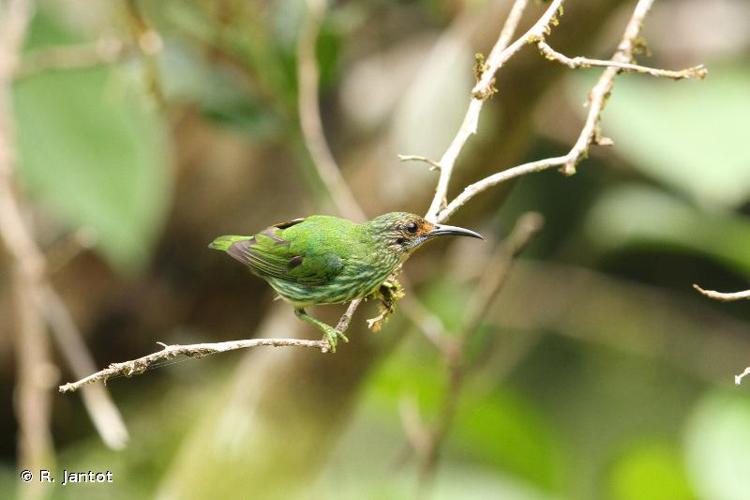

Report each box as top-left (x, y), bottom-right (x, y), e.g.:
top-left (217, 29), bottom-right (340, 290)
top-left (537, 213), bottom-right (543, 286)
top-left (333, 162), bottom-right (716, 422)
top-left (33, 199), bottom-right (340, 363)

top-left (211, 215), bottom-right (392, 307)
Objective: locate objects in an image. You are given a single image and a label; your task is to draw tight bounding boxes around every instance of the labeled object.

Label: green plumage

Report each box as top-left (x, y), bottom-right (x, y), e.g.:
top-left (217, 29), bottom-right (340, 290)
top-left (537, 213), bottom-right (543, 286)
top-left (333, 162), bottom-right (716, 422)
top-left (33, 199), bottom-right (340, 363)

top-left (209, 212), bottom-right (482, 350)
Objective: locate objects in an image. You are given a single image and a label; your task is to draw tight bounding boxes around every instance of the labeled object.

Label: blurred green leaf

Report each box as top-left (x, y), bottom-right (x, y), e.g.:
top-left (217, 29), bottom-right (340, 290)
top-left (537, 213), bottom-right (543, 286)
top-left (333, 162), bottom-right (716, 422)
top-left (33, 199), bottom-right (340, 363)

top-left (608, 442), bottom-right (695, 500)
top-left (13, 16), bottom-right (171, 272)
top-left (685, 391), bottom-right (750, 500)
top-left (577, 66), bottom-right (750, 209)
top-left (452, 389), bottom-right (561, 490)
top-left (368, 349), bottom-right (561, 491)
top-left (584, 184), bottom-right (750, 276)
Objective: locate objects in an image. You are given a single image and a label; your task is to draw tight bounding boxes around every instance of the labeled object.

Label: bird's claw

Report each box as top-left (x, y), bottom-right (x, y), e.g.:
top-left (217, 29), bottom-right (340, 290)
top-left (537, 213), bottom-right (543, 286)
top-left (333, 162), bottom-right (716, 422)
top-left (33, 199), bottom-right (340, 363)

top-left (322, 326), bottom-right (348, 352)
top-left (367, 278), bottom-right (405, 332)
top-left (366, 312), bottom-right (388, 331)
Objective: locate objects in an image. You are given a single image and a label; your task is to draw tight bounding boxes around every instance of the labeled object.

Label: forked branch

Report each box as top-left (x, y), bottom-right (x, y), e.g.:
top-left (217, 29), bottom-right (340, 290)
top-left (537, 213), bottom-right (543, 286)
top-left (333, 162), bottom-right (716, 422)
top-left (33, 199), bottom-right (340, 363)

top-left (433, 0), bottom-right (704, 223)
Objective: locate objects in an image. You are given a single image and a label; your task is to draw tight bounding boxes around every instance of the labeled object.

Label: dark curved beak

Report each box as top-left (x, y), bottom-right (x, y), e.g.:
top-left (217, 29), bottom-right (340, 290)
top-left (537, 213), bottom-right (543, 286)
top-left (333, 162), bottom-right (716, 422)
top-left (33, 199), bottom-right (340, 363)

top-left (428, 223), bottom-right (484, 240)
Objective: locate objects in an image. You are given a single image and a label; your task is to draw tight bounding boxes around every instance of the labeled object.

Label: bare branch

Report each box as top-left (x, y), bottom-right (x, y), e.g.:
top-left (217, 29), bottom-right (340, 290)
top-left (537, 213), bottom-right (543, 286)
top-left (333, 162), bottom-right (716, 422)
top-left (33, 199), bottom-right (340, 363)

top-left (44, 228), bottom-right (97, 274)
top-left (538, 41), bottom-right (707, 80)
top-left (59, 337), bottom-right (331, 393)
top-left (459, 212), bottom-right (543, 339)
top-left (436, 0), bottom-right (704, 222)
top-left (59, 298), bottom-right (365, 392)
top-left (398, 155), bottom-right (442, 172)
top-left (559, 0), bottom-right (654, 176)
top-left (123, 0), bottom-right (165, 106)
top-left (41, 287), bottom-right (129, 448)
top-left (493, 0), bottom-right (530, 56)
top-left (400, 294), bottom-right (452, 354)
top-left (335, 298), bottom-right (363, 332)
top-left (438, 154), bottom-right (569, 222)
top-left (297, 0), bottom-right (366, 222)
top-left (398, 395), bottom-right (430, 458)
top-left (693, 284), bottom-right (750, 302)
top-left (424, 0), bottom-right (557, 222)
top-left (0, 0), bottom-right (56, 486)
top-left (693, 284), bottom-right (750, 384)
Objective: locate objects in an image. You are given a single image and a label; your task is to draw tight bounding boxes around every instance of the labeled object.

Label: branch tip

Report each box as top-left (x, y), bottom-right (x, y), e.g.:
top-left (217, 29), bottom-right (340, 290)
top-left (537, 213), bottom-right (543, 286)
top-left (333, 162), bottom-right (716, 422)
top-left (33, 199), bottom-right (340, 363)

top-left (398, 155), bottom-right (442, 171)
top-left (693, 284), bottom-right (750, 302)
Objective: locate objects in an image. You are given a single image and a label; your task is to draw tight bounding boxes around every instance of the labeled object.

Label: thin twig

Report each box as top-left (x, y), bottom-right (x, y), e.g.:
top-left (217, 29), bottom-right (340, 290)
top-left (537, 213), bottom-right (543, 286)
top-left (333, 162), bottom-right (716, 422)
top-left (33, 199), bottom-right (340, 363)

top-left (60, 299), bottom-right (361, 391)
top-left (41, 287), bottom-right (129, 448)
top-left (693, 284), bottom-right (750, 302)
top-left (398, 155), bottom-right (442, 172)
top-left (438, 155), bottom-right (569, 222)
top-left (123, 0), bottom-right (165, 106)
top-left (693, 284), bottom-right (750, 384)
top-left (424, 0), bottom-right (556, 222)
top-left (459, 213), bottom-right (543, 339)
top-left (44, 228), bottom-right (97, 274)
top-left (59, 337), bottom-right (331, 393)
top-left (398, 395), bottom-right (430, 458)
top-left (493, 0), bottom-right (530, 56)
top-left (297, 0), bottom-right (365, 222)
top-left (537, 41), bottom-right (707, 80)
top-left (335, 298), bottom-right (363, 332)
top-left (418, 212), bottom-right (543, 483)
top-left (400, 294), bottom-right (452, 354)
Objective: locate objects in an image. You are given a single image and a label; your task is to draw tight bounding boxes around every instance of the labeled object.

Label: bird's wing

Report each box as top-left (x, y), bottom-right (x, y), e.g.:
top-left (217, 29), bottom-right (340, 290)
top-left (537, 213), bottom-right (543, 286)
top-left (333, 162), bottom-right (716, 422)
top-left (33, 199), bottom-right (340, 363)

top-left (223, 218), bottom-right (344, 286)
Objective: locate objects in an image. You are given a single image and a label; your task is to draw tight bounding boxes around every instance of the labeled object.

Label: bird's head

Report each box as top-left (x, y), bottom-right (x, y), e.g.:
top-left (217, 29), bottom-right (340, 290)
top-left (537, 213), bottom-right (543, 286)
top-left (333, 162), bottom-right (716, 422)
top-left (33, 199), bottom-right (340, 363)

top-left (368, 212), bottom-right (483, 258)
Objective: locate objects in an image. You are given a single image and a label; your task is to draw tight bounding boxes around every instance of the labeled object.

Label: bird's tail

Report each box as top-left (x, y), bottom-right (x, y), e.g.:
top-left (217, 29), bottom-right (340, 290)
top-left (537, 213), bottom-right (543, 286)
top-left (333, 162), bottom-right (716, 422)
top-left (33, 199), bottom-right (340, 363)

top-left (208, 235), bottom-right (253, 252)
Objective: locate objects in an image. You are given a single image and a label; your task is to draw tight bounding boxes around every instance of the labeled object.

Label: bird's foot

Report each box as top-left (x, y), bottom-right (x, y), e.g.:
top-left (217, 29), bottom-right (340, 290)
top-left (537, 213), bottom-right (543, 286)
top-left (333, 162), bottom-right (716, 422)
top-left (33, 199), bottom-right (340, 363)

top-left (321, 324), bottom-right (349, 353)
top-left (295, 308), bottom-right (347, 353)
top-left (367, 278), bottom-right (405, 332)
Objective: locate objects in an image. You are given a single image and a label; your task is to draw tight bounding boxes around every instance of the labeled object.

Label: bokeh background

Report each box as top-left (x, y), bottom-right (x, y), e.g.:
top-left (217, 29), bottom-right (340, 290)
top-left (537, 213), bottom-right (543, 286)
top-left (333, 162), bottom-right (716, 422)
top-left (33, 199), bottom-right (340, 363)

top-left (1, 0), bottom-right (750, 498)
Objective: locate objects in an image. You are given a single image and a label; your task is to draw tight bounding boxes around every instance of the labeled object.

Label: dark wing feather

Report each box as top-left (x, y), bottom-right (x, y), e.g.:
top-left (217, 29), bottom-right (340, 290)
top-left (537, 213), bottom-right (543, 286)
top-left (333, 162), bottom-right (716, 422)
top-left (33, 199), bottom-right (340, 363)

top-left (272, 218), bottom-right (305, 230)
top-left (228, 220), bottom-right (343, 286)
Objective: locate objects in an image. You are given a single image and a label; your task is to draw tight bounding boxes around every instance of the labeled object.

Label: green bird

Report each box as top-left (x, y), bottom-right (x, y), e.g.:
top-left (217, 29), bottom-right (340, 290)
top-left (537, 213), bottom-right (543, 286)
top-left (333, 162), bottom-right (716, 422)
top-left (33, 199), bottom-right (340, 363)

top-left (209, 212), bottom-right (483, 350)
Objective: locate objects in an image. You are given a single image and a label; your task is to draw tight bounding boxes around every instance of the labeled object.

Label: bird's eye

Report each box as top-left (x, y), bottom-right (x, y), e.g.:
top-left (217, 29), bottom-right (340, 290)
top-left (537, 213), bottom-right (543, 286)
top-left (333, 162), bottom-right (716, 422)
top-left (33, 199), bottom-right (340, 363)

top-left (405, 222), bottom-right (418, 234)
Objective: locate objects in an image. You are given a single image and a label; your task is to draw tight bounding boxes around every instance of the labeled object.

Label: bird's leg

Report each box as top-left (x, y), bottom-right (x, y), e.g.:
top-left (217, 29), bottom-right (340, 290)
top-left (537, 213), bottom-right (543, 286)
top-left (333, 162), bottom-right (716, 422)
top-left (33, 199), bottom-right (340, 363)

top-left (294, 308), bottom-right (348, 352)
top-left (367, 277), bottom-right (405, 332)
